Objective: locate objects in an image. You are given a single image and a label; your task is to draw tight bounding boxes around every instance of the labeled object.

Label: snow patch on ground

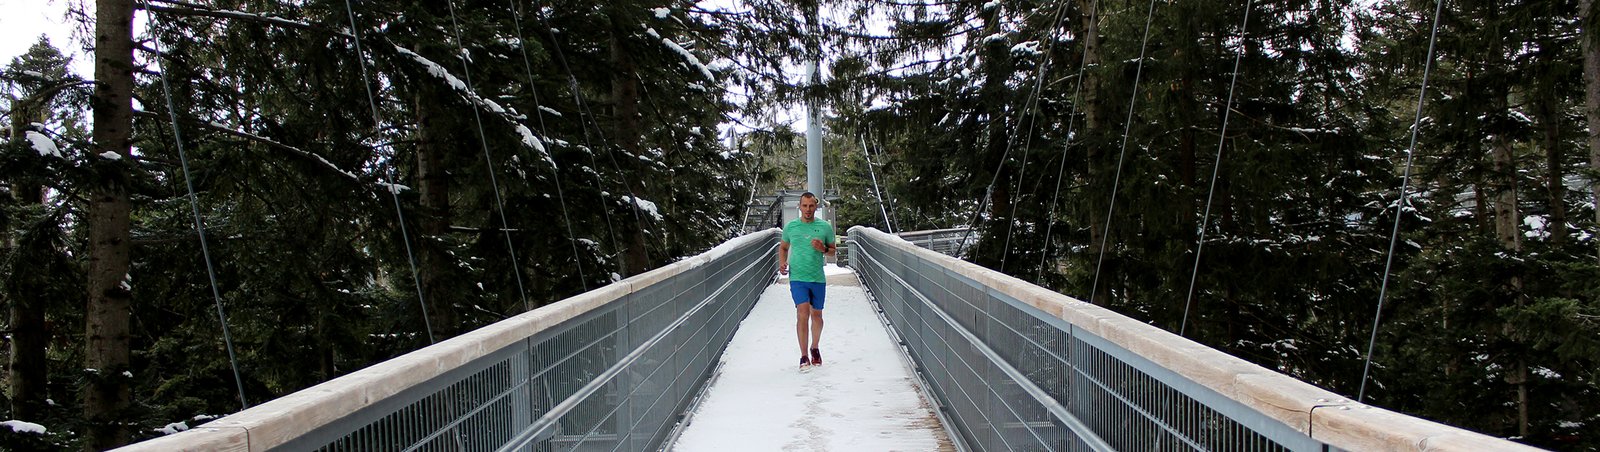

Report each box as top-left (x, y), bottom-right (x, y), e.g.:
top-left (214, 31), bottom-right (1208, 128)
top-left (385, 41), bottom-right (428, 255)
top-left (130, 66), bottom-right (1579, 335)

top-left (822, 263), bottom-right (852, 276)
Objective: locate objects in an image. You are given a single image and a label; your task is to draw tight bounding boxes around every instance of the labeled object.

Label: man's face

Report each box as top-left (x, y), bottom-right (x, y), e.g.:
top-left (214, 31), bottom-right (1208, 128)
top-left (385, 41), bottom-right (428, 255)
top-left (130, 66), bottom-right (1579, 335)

top-left (799, 196), bottom-right (818, 221)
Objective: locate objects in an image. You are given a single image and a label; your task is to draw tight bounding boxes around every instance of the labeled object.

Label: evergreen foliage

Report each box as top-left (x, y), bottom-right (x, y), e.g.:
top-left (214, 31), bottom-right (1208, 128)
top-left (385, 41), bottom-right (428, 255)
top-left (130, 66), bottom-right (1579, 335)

top-left (809, 0), bottom-right (1599, 448)
top-left (0, 0), bottom-right (1598, 449)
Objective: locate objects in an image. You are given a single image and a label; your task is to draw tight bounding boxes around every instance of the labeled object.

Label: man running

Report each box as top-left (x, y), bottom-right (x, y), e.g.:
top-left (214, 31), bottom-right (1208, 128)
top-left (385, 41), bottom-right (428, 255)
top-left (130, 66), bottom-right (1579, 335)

top-left (778, 192), bottom-right (835, 368)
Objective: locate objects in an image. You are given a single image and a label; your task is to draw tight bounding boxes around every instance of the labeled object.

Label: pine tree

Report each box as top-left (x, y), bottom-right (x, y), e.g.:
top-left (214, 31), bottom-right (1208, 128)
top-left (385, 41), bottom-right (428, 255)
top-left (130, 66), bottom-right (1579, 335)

top-left (2, 34), bottom-right (84, 431)
top-left (1361, 0), bottom-right (1600, 445)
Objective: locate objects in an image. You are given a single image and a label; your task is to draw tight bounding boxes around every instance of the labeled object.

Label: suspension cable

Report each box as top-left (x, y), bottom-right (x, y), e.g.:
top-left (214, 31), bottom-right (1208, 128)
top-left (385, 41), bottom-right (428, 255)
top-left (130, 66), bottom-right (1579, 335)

top-left (444, 0), bottom-right (533, 311)
top-left (868, 132), bottom-right (901, 232)
top-left (1089, 0), bottom-right (1161, 306)
top-left (509, 0), bottom-right (588, 290)
top-left (533, 3), bottom-right (656, 277)
top-left (342, 0), bottom-right (436, 344)
top-left (531, 2), bottom-right (643, 275)
top-left (955, 4), bottom-right (1065, 266)
top-left (145, 9), bottom-right (248, 410)
top-left (999, 1), bottom-right (1074, 273)
top-left (859, 133), bottom-right (893, 231)
top-left (1180, 0), bottom-right (1253, 337)
top-left (1037, 0), bottom-right (1102, 284)
top-left (1359, 0), bottom-right (1445, 403)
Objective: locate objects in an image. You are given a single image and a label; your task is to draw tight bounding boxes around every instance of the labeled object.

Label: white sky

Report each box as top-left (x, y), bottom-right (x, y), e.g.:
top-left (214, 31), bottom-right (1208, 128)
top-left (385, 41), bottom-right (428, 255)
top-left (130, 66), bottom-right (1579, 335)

top-left (1, 0), bottom-right (91, 77)
top-left (671, 265), bottom-right (952, 451)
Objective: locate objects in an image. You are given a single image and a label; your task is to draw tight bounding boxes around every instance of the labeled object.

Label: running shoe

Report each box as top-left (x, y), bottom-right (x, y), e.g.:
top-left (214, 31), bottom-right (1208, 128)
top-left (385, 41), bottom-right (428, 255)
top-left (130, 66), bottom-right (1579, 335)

top-left (810, 347), bottom-right (822, 366)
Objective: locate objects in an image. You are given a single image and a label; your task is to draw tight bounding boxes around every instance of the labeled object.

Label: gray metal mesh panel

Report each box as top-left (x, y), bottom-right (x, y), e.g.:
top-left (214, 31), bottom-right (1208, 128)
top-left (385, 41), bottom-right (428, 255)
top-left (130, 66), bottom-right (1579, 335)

top-left (850, 230), bottom-right (1324, 452)
top-left (283, 233), bottom-right (777, 452)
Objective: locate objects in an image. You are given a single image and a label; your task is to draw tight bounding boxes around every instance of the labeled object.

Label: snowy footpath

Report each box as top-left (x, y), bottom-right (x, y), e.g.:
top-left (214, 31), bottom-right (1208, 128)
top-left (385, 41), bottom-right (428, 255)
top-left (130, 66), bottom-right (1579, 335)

top-left (671, 265), bottom-right (953, 452)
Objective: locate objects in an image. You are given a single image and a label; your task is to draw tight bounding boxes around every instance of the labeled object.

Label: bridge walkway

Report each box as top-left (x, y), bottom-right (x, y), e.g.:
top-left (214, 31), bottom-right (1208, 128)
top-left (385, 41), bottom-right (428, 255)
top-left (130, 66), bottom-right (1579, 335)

top-left (672, 266), bottom-right (953, 451)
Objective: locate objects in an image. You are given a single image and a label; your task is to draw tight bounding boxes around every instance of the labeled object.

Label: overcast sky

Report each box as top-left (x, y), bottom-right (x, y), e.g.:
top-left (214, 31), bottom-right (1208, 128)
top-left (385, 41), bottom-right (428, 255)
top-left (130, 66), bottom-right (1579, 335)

top-left (1, 0), bottom-right (91, 76)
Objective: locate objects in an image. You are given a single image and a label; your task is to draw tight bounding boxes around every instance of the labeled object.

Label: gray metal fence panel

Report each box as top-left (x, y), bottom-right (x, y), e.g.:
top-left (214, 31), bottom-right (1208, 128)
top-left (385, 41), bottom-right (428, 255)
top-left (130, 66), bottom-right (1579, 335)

top-left (850, 228), bottom-right (1325, 452)
top-left (282, 237), bottom-right (774, 452)
top-left (125, 231), bottom-right (778, 452)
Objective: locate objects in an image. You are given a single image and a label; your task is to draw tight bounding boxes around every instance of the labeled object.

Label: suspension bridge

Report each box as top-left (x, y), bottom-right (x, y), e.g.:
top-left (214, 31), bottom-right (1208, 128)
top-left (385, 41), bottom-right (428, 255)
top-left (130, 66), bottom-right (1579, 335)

top-left (117, 224), bottom-right (1536, 451)
top-left (77, 0), bottom-right (1553, 448)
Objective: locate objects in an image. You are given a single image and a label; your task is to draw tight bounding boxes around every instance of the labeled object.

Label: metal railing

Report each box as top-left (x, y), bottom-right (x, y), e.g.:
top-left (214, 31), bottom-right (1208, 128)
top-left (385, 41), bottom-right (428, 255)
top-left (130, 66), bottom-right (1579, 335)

top-left (895, 228), bottom-right (971, 258)
top-left (123, 230), bottom-right (779, 452)
top-left (840, 228), bottom-right (968, 269)
top-left (847, 226), bottom-right (1540, 452)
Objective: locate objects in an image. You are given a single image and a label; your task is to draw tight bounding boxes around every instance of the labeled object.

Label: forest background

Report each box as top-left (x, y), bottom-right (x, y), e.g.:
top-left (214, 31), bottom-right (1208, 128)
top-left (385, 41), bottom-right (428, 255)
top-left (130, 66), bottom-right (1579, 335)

top-left (2, 0), bottom-right (1599, 450)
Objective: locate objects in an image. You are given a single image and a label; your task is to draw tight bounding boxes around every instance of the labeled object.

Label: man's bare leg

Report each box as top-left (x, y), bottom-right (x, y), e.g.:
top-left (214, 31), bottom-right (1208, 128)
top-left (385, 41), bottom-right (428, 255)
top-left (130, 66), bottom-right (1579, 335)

top-left (796, 302), bottom-right (813, 360)
top-left (809, 309), bottom-right (824, 350)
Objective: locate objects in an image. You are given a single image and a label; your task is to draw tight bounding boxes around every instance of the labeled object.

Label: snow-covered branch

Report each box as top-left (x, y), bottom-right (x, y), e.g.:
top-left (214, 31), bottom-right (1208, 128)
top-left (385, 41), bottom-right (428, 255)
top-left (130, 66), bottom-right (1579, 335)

top-left (142, 1), bottom-right (353, 39)
top-left (389, 45), bottom-right (555, 169)
top-left (134, 110), bottom-right (366, 186)
top-left (646, 28), bottom-right (715, 81)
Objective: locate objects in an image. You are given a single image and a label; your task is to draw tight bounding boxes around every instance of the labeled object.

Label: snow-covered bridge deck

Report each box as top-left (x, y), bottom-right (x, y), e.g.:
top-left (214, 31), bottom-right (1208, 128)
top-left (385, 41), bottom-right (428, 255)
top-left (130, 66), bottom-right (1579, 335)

top-left (671, 267), bottom-right (954, 451)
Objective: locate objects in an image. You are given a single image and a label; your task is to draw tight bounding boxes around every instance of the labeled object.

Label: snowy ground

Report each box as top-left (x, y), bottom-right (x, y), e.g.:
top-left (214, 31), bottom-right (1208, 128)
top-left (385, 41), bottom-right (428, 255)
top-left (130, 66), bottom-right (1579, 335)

top-left (672, 265), bottom-right (953, 452)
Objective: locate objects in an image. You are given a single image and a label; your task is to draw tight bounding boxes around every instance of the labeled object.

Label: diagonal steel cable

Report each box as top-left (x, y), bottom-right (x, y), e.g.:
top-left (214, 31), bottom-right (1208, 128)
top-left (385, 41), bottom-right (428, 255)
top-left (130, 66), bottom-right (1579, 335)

top-left (342, 0), bottom-right (435, 344)
top-left (1180, 0), bottom-right (1253, 337)
top-left (956, 3), bottom-right (1067, 266)
top-left (445, 0), bottom-right (533, 311)
top-left (1037, 0), bottom-right (1102, 284)
top-left (1000, 1), bottom-right (1075, 273)
top-left (145, 7), bottom-right (248, 409)
top-left (532, 2), bottom-right (658, 276)
top-left (508, 0), bottom-right (588, 290)
top-left (1089, 0), bottom-right (1161, 306)
top-left (1359, 0), bottom-right (1446, 403)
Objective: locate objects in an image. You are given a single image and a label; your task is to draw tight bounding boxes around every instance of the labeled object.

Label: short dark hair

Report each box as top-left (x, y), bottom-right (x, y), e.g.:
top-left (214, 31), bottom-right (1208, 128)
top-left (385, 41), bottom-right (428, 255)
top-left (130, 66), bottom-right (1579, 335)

top-left (800, 192), bottom-right (816, 200)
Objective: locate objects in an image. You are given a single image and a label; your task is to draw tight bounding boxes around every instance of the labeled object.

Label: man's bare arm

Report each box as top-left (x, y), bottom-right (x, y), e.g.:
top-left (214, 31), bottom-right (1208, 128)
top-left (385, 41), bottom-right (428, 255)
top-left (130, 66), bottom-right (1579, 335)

top-left (778, 241), bottom-right (790, 274)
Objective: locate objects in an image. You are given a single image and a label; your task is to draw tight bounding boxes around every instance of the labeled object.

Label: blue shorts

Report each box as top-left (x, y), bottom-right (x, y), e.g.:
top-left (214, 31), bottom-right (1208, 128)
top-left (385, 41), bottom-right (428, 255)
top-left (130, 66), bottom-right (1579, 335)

top-left (790, 281), bottom-right (826, 310)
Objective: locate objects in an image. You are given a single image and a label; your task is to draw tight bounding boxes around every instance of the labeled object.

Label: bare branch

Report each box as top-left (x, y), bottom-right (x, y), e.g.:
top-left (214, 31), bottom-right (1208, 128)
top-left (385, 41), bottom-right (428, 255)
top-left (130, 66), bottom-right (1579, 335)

top-left (141, 2), bottom-right (354, 39)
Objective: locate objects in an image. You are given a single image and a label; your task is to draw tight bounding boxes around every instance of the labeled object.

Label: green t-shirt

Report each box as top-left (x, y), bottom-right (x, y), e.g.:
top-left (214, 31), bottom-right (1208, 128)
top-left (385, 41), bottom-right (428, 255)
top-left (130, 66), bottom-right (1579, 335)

top-left (782, 218), bottom-right (836, 284)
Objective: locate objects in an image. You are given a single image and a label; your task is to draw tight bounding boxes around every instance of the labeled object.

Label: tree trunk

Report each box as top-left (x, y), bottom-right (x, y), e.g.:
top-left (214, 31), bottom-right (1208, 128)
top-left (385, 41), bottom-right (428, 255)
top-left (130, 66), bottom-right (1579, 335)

top-left (1491, 84), bottom-right (1530, 437)
top-left (415, 89), bottom-right (456, 340)
top-left (611, 24), bottom-right (650, 277)
top-left (1079, 0), bottom-right (1110, 305)
top-left (1079, 0), bottom-right (1103, 134)
top-left (1179, 82), bottom-right (1196, 228)
top-left (84, 0), bottom-right (136, 448)
top-left (1583, 0), bottom-right (1600, 261)
top-left (989, 166), bottom-right (1013, 267)
top-left (1539, 100), bottom-right (1567, 245)
top-left (7, 191), bottom-right (49, 423)
top-left (1491, 134), bottom-right (1521, 252)
top-left (6, 91), bottom-right (49, 423)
